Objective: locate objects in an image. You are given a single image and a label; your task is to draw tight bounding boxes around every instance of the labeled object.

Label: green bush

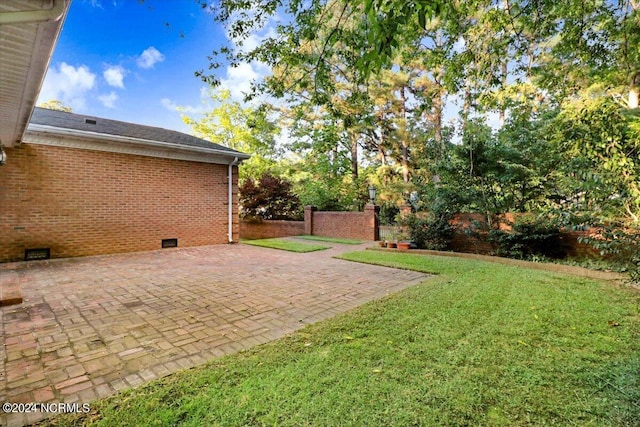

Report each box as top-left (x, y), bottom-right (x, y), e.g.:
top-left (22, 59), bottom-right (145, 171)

top-left (379, 202), bottom-right (400, 225)
top-left (239, 174), bottom-right (303, 220)
top-left (576, 223), bottom-right (640, 283)
top-left (407, 213), bottom-right (455, 251)
top-left (489, 214), bottom-right (567, 260)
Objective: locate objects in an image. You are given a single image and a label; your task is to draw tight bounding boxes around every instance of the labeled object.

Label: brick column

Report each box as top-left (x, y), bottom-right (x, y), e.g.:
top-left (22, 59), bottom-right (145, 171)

top-left (364, 204), bottom-right (380, 241)
top-left (304, 206), bottom-right (316, 235)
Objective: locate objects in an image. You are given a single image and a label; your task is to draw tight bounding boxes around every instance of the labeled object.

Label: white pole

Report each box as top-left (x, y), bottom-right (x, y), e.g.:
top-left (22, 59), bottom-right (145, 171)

top-left (228, 157), bottom-right (239, 242)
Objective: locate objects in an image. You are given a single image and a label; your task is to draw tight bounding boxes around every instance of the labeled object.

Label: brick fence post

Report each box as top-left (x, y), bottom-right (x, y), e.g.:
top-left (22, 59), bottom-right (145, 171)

top-left (304, 205), bottom-right (316, 235)
top-left (364, 204), bottom-right (380, 241)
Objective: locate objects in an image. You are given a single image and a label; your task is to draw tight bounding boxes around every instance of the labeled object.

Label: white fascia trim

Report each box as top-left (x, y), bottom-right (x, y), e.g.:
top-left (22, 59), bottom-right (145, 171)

top-left (25, 124), bottom-right (250, 165)
top-left (0, 0), bottom-right (66, 24)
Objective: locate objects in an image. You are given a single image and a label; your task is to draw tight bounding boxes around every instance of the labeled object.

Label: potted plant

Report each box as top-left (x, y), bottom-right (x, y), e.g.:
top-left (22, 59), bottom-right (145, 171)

top-left (378, 240), bottom-right (387, 248)
top-left (386, 228), bottom-right (398, 248)
top-left (397, 229), bottom-right (411, 250)
top-left (397, 241), bottom-right (411, 250)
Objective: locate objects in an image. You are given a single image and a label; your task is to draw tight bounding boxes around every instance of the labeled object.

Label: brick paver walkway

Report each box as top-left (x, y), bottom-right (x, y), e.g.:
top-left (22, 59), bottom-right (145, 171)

top-left (1, 241), bottom-right (428, 426)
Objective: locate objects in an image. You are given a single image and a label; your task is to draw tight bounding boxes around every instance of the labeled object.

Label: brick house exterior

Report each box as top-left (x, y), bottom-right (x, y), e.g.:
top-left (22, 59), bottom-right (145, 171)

top-left (0, 108), bottom-right (249, 263)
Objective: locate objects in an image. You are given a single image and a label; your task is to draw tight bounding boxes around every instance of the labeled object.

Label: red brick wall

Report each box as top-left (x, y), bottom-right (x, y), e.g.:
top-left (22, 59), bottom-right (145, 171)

top-left (0, 144), bottom-right (238, 262)
top-left (312, 211), bottom-right (370, 240)
top-left (240, 219), bottom-right (304, 240)
top-left (450, 232), bottom-right (497, 254)
top-left (239, 206), bottom-right (378, 241)
top-left (450, 212), bottom-right (517, 231)
top-left (381, 213), bottom-right (606, 257)
top-left (560, 230), bottom-right (604, 258)
top-left (447, 213), bottom-right (604, 257)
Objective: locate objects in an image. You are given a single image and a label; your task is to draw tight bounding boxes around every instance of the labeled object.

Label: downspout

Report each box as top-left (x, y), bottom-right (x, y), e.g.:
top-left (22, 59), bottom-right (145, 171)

top-left (0, 0), bottom-right (66, 24)
top-left (228, 157), bottom-right (239, 243)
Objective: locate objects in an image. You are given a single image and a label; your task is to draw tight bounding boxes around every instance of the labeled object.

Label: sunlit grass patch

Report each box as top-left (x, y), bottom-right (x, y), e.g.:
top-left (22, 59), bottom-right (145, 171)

top-left (295, 235), bottom-right (363, 245)
top-left (242, 238), bottom-right (330, 252)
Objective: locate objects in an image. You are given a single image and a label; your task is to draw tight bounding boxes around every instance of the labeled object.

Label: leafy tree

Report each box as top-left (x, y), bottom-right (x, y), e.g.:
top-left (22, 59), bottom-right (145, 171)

top-left (549, 94), bottom-right (640, 225)
top-left (494, 107), bottom-right (564, 213)
top-left (186, 0), bottom-right (640, 278)
top-left (180, 88), bottom-right (280, 181)
top-left (239, 173), bottom-right (303, 220)
top-left (37, 100), bottom-right (72, 112)
top-left (197, 0), bottom-right (446, 86)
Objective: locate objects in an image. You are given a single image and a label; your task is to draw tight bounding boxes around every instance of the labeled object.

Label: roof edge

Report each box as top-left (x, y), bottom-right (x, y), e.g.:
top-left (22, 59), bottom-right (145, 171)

top-left (0, 0), bottom-right (72, 147)
top-left (26, 123), bottom-right (250, 161)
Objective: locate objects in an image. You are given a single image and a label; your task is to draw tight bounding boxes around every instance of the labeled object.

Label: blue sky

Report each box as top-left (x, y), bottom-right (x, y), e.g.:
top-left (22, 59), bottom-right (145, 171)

top-left (38, 0), bottom-right (266, 134)
top-left (37, 0), bottom-right (491, 141)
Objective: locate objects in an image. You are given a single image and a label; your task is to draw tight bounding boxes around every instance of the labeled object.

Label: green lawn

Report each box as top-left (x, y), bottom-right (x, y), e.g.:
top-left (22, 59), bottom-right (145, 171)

top-left (295, 235), bottom-right (363, 245)
top-left (46, 251), bottom-right (639, 426)
top-left (242, 238), bottom-right (330, 252)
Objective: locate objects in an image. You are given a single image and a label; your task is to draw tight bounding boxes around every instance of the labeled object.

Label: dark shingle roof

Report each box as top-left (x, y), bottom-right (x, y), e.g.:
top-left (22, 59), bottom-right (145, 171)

top-left (29, 107), bottom-right (248, 158)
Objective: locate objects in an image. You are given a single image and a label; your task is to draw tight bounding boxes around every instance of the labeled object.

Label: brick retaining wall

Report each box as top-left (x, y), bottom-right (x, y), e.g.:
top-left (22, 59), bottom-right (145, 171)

top-left (240, 219), bottom-right (304, 240)
top-left (312, 211), bottom-right (368, 240)
top-left (383, 213), bottom-right (606, 258)
top-left (240, 205), bottom-right (379, 241)
top-left (446, 213), bottom-right (604, 257)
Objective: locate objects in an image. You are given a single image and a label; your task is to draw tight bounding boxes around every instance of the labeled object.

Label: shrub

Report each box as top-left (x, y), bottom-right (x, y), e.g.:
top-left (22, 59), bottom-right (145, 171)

top-left (576, 223), bottom-right (640, 283)
top-left (489, 214), bottom-right (567, 260)
top-left (406, 213), bottom-right (455, 251)
top-left (239, 174), bottom-right (303, 220)
top-left (379, 202), bottom-right (400, 225)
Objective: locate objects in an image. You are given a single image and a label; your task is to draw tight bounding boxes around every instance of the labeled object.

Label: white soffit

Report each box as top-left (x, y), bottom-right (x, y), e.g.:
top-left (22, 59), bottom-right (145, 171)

top-left (0, 0), bottom-right (70, 148)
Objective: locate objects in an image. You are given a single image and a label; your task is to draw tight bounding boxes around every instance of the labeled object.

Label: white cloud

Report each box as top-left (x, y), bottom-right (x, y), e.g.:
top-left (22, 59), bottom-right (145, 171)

top-left (161, 90), bottom-right (208, 115)
top-left (136, 47), bottom-right (165, 69)
top-left (453, 36), bottom-right (466, 54)
top-left (161, 97), bottom-right (179, 111)
top-left (98, 91), bottom-right (118, 108)
top-left (220, 16), bottom-right (277, 103)
top-left (219, 62), bottom-right (262, 102)
top-left (103, 65), bottom-right (125, 88)
top-left (237, 26), bottom-right (277, 53)
top-left (38, 62), bottom-right (96, 111)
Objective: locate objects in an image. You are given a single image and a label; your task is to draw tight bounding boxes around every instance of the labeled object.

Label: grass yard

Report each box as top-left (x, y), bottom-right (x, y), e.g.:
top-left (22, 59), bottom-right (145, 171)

top-left (294, 235), bottom-right (363, 245)
top-left (241, 238), bottom-right (330, 253)
top-left (45, 251), bottom-right (639, 426)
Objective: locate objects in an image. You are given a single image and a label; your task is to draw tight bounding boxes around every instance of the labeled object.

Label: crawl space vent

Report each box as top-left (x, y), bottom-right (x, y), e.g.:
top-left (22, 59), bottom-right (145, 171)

top-left (162, 238), bottom-right (178, 248)
top-left (25, 248), bottom-right (51, 261)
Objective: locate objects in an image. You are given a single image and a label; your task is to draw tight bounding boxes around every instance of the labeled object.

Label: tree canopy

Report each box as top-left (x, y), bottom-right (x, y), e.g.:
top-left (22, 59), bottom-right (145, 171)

top-left (180, 88), bottom-right (280, 181)
top-left (182, 0), bottom-right (639, 272)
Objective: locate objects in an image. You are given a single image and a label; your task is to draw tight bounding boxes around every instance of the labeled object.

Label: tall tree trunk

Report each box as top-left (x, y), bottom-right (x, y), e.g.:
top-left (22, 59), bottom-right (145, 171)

top-left (462, 75), bottom-right (472, 127)
top-left (499, 0), bottom-right (509, 127)
top-left (350, 130), bottom-right (358, 181)
top-left (376, 109), bottom-right (387, 166)
top-left (463, 65), bottom-right (474, 177)
top-left (400, 86), bottom-right (410, 184)
top-left (433, 29), bottom-right (445, 152)
top-left (499, 61), bottom-right (507, 127)
top-left (630, 71), bottom-right (639, 108)
top-left (433, 88), bottom-right (443, 150)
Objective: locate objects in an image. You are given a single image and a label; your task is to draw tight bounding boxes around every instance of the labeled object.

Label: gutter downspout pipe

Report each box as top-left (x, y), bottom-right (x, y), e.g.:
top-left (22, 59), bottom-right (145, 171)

top-left (228, 157), bottom-right (239, 243)
top-left (0, 0), bottom-right (66, 24)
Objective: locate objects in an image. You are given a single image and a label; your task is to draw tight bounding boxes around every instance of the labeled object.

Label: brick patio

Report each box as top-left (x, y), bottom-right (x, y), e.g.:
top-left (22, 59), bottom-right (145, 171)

top-left (1, 240), bottom-right (428, 426)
